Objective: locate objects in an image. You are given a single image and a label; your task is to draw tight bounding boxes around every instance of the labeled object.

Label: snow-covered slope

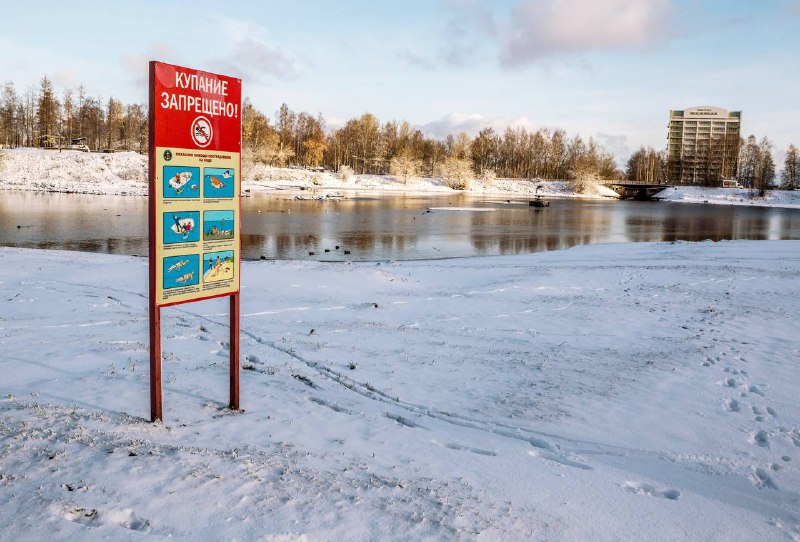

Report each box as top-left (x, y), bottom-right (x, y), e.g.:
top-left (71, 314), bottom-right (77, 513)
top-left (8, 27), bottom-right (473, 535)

top-left (244, 162), bottom-right (620, 199)
top-left (1, 241), bottom-right (799, 540)
top-left (4, 147), bottom-right (800, 207)
top-left (0, 147), bottom-right (147, 195)
top-left (0, 148), bottom-right (620, 199)
top-left (655, 185), bottom-right (800, 209)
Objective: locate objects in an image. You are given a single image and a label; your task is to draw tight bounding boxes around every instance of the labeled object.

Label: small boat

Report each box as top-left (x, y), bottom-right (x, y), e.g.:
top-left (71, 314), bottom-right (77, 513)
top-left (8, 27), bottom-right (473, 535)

top-left (529, 185), bottom-right (550, 207)
top-left (529, 195), bottom-right (549, 207)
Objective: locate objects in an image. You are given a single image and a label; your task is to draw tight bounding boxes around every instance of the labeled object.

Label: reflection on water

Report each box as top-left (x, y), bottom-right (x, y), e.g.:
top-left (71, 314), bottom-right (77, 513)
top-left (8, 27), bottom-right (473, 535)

top-left (1, 190), bottom-right (800, 261)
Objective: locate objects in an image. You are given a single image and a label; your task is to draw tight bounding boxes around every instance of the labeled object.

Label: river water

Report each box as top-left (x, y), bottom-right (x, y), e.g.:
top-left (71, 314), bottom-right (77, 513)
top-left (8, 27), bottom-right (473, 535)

top-left (2, 191), bottom-right (799, 261)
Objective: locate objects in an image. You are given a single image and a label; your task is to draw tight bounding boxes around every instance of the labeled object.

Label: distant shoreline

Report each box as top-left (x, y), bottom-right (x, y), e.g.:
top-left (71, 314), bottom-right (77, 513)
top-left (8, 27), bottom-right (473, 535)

top-left (2, 147), bottom-right (799, 208)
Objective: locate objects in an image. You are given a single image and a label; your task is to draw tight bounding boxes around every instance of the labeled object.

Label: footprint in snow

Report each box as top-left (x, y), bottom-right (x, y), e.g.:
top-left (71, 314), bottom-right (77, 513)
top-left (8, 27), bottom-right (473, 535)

top-left (104, 508), bottom-right (151, 532)
top-left (748, 384), bottom-right (765, 396)
top-left (750, 429), bottom-right (770, 448)
top-left (789, 429), bottom-right (800, 448)
top-left (432, 439), bottom-right (497, 457)
top-left (751, 468), bottom-right (778, 490)
top-left (55, 505), bottom-right (150, 532)
top-left (60, 506), bottom-right (99, 526)
top-left (622, 481), bottom-right (681, 500)
top-left (724, 398), bottom-right (741, 413)
top-left (528, 449), bottom-right (593, 471)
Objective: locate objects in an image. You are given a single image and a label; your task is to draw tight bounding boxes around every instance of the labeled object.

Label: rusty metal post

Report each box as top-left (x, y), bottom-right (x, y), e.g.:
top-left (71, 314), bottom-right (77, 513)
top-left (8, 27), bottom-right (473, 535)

top-left (230, 293), bottom-right (240, 410)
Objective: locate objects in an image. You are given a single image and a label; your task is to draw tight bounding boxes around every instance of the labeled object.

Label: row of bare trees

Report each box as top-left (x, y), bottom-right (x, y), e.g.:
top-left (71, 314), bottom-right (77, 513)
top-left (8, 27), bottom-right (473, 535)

top-left (6, 75), bottom-right (796, 188)
top-left (626, 137), bottom-right (798, 190)
top-left (737, 136), bottom-right (776, 193)
top-left (1, 75), bottom-right (621, 182)
top-left (246, 104), bottom-right (622, 181)
top-left (0, 77), bottom-right (147, 152)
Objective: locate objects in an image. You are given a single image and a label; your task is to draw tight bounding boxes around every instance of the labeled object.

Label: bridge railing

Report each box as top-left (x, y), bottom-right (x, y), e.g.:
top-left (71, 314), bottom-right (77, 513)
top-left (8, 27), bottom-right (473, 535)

top-left (603, 180), bottom-right (670, 186)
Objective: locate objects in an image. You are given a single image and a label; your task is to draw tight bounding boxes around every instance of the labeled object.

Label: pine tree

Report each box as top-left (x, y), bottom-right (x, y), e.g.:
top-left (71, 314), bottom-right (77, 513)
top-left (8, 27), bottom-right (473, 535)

top-left (36, 76), bottom-right (60, 147)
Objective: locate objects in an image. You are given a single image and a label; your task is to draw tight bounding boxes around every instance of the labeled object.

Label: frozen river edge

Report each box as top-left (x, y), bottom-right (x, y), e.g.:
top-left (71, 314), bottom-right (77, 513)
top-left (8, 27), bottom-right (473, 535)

top-left (4, 147), bottom-right (800, 208)
top-left (1, 240), bottom-right (799, 540)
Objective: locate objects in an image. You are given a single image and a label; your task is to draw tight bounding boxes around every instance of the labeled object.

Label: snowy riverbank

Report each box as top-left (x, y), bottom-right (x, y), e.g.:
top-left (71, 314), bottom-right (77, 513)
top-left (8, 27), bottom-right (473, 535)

top-left (1, 241), bottom-right (799, 540)
top-left (3, 146), bottom-right (800, 206)
top-left (0, 147), bottom-right (618, 199)
top-left (655, 185), bottom-right (800, 209)
top-left (0, 147), bottom-right (147, 196)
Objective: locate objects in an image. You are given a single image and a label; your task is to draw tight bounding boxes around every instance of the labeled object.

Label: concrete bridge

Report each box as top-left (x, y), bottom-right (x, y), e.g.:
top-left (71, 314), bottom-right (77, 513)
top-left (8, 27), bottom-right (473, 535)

top-left (603, 182), bottom-right (671, 200)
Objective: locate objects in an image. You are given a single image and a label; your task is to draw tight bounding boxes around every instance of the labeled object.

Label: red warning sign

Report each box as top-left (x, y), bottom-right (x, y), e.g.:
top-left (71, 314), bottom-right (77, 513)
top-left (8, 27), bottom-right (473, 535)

top-left (151, 63), bottom-right (241, 153)
top-left (148, 61), bottom-right (243, 422)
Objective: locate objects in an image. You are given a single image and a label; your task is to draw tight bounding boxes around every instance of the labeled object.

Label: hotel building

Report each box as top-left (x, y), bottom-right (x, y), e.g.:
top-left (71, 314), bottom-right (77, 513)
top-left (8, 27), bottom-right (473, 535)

top-left (667, 106), bottom-right (741, 185)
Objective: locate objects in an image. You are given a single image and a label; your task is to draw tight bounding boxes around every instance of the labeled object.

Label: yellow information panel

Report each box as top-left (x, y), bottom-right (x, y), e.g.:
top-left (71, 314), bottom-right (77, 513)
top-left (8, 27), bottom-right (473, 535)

top-left (154, 147), bottom-right (240, 306)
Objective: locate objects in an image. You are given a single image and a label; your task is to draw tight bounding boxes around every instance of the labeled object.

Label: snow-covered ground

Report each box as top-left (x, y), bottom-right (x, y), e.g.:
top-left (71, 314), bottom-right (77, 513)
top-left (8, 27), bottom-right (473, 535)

top-left (243, 162), bottom-right (619, 200)
top-left (0, 147), bottom-right (614, 199)
top-left (1, 241), bottom-right (799, 540)
top-left (655, 185), bottom-right (800, 209)
top-left (0, 148), bottom-right (148, 196)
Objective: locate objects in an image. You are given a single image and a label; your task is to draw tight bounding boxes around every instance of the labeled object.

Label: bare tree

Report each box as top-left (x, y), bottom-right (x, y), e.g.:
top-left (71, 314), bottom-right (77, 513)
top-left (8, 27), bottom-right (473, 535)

top-left (737, 135), bottom-right (759, 188)
top-left (626, 147), bottom-right (666, 183)
top-left (0, 82), bottom-right (20, 147)
top-left (755, 137), bottom-right (775, 195)
top-left (389, 151), bottom-right (422, 185)
top-left (781, 144), bottom-right (799, 190)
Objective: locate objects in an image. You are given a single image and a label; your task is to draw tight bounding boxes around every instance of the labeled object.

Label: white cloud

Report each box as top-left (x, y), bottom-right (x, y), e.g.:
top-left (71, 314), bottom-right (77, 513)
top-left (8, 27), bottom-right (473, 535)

top-left (121, 43), bottom-right (177, 89)
top-left (52, 70), bottom-right (80, 89)
top-left (397, 49), bottom-right (437, 71)
top-left (595, 132), bottom-right (631, 166)
top-left (324, 116), bottom-right (348, 131)
top-left (502, 0), bottom-right (674, 66)
top-left (418, 113), bottom-right (536, 139)
top-left (211, 19), bottom-right (301, 81)
top-left (441, 0), bottom-right (498, 66)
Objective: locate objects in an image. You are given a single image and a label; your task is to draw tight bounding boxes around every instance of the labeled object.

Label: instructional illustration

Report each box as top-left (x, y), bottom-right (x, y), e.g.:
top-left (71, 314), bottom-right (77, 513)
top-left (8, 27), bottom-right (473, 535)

top-left (163, 211), bottom-right (201, 244)
top-left (162, 254), bottom-right (200, 289)
top-left (203, 250), bottom-right (235, 282)
top-left (163, 165), bottom-right (201, 198)
top-left (203, 210), bottom-right (235, 241)
top-left (203, 167), bottom-right (235, 199)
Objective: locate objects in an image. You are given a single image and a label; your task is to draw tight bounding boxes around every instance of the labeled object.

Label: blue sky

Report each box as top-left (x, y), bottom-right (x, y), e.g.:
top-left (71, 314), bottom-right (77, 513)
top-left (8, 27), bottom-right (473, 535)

top-left (3, 0), bottom-right (798, 164)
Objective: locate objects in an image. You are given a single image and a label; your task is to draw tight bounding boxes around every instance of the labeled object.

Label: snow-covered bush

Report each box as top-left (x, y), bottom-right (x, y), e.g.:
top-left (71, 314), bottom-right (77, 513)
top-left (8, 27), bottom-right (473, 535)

top-left (338, 165), bottom-right (354, 182)
top-left (102, 154), bottom-right (146, 182)
top-left (389, 154), bottom-right (422, 185)
top-left (479, 168), bottom-right (497, 186)
top-left (435, 157), bottom-right (473, 190)
top-left (569, 165), bottom-right (603, 195)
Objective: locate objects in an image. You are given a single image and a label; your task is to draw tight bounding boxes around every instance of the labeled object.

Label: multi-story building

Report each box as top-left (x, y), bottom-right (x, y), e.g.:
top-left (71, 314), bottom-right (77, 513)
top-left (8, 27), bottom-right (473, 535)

top-left (667, 106), bottom-right (741, 185)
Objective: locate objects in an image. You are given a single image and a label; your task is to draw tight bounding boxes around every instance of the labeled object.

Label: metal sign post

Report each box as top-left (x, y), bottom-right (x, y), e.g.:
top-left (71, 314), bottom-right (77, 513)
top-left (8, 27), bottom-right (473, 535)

top-left (147, 61), bottom-right (242, 422)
